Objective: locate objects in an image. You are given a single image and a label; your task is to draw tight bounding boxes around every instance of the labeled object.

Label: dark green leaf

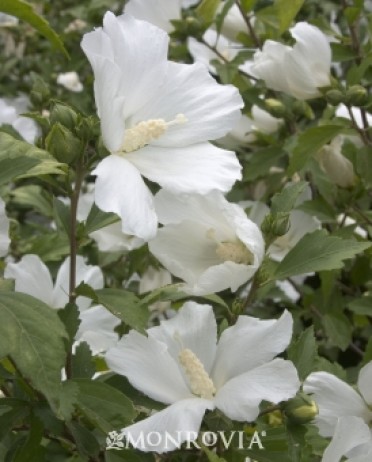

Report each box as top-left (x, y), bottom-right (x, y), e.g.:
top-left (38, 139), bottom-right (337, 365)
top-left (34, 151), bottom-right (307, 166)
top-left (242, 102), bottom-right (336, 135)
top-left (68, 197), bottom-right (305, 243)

top-left (85, 204), bottom-right (119, 234)
top-left (287, 327), bottom-right (318, 380)
top-left (271, 181), bottom-right (307, 214)
top-left (0, 292), bottom-right (67, 414)
top-left (72, 379), bottom-right (136, 433)
top-left (273, 230), bottom-right (371, 280)
top-left (287, 125), bottom-right (345, 175)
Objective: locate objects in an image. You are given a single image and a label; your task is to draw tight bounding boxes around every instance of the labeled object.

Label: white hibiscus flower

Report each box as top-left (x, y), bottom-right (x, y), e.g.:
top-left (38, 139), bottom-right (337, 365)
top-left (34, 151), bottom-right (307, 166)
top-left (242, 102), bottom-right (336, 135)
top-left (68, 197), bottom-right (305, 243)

top-left (4, 254), bottom-right (119, 354)
top-left (304, 362), bottom-right (372, 462)
top-left (0, 96), bottom-right (39, 143)
top-left (148, 190), bottom-right (265, 295)
top-left (105, 302), bottom-right (300, 452)
top-left (250, 22), bottom-right (331, 100)
top-left (81, 12), bottom-right (243, 241)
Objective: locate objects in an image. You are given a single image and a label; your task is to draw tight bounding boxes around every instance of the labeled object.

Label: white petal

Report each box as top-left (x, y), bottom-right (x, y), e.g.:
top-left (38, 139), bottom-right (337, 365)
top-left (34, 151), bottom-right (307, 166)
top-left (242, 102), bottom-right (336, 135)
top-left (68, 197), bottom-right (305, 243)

top-left (52, 256), bottom-right (104, 311)
top-left (214, 358), bottom-right (300, 421)
top-left (251, 105), bottom-right (283, 134)
top-left (93, 155), bottom-right (157, 240)
top-left (127, 143), bottom-right (242, 194)
top-left (0, 199), bottom-right (10, 257)
top-left (90, 222), bottom-right (144, 252)
top-left (211, 310), bottom-right (293, 389)
top-left (105, 330), bottom-right (192, 404)
top-left (322, 417), bottom-right (371, 462)
top-left (125, 0), bottom-right (181, 33)
top-left (303, 372), bottom-right (370, 437)
top-left (121, 398), bottom-right (213, 452)
top-left (357, 361), bottom-right (372, 406)
top-left (149, 220), bottom-right (222, 286)
top-left (75, 305), bottom-right (120, 354)
top-left (134, 61), bottom-right (243, 146)
top-left (4, 254), bottom-right (54, 306)
top-left (80, 29), bottom-right (125, 152)
top-left (148, 302), bottom-right (217, 374)
top-left (139, 266), bottom-right (172, 294)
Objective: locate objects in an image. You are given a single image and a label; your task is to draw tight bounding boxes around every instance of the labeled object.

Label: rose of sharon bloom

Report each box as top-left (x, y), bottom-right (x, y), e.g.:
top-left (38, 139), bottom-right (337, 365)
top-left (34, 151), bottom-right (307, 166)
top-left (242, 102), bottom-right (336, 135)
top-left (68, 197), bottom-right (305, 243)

top-left (4, 254), bottom-right (120, 354)
top-left (56, 71), bottom-right (83, 92)
top-left (217, 3), bottom-right (249, 41)
top-left (125, 0), bottom-right (182, 33)
top-left (0, 96), bottom-right (39, 143)
top-left (304, 362), bottom-right (372, 462)
top-left (250, 22), bottom-right (331, 100)
top-left (81, 13), bottom-right (243, 241)
top-left (105, 302), bottom-right (300, 452)
top-left (317, 136), bottom-right (355, 188)
top-left (149, 190), bottom-right (265, 295)
top-left (0, 199), bottom-right (10, 257)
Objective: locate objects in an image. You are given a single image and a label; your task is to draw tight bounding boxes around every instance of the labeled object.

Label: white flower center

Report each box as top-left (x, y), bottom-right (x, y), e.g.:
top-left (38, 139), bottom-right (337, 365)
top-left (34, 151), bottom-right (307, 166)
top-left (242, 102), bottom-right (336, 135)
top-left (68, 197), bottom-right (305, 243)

top-left (178, 348), bottom-right (216, 400)
top-left (216, 241), bottom-right (254, 265)
top-left (120, 114), bottom-right (187, 153)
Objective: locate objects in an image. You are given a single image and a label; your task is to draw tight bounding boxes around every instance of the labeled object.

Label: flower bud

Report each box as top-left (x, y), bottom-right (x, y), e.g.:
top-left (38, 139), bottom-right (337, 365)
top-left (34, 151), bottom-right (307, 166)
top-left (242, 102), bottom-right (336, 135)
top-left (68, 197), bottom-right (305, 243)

top-left (325, 89), bottom-right (344, 105)
top-left (283, 393), bottom-right (318, 424)
top-left (345, 85), bottom-right (368, 107)
top-left (317, 136), bottom-right (355, 188)
top-left (45, 123), bottom-right (82, 164)
top-left (261, 212), bottom-right (290, 238)
top-left (50, 103), bottom-right (78, 131)
top-left (264, 99), bottom-right (287, 118)
top-left (292, 100), bottom-right (315, 119)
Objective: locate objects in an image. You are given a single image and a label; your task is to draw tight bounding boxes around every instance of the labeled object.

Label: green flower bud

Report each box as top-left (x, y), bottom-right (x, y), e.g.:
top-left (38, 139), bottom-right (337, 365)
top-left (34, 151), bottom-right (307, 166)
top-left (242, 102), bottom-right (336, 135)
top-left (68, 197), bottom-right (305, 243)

top-left (45, 123), bottom-right (82, 164)
top-left (283, 393), bottom-right (318, 424)
top-left (50, 103), bottom-right (78, 131)
top-left (325, 89), bottom-right (344, 105)
top-left (345, 85), bottom-right (368, 106)
top-left (261, 212), bottom-right (290, 238)
top-left (264, 99), bottom-right (287, 118)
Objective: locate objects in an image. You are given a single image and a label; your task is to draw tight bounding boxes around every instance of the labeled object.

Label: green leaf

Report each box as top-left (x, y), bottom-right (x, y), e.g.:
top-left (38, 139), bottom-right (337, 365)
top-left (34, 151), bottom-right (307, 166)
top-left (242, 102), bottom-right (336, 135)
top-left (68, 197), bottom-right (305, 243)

top-left (85, 204), bottom-right (119, 234)
top-left (68, 421), bottom-right (100, 458)
top-left (10, 185), bottom-right (53, 217)
top-left (196, 0), bottom-right (221, 24)
top-left (256, 0), bottom-right (304, 35)
top-left (0, 132), bottom-right (66, 186)
top-left (72, 379), bottom-right (136, 433)
top-left (287, 125), bottom-right (345, 175)
top-left (0, 292), bottom-right (67, 413)
top-left (53, 197), bottom-right (71, 236)
top-left (273, 230), bottom-right (371, 280)
top-left (275, 0), bottom-right (305, 34)
top-left (244, 146), bottom-right (286, 181)
top-left (348, 296), bottom-right (372, 316)
top-left (322, 313), bottom-right (352, 350)
top-left (0, 0), bottom-right (68, 57)
top-left (71, 342), bottom-right (95, 379)
top-left (287, 327), bottom-right (318, 380)
top-left (13, 414), bottom-right (44, 462)
top-left (95, 289), bottom-right (149, 332)
top-left (271, 181), bottom-right (307, 214)
top-left (202, 445), bottom-right (227, 462)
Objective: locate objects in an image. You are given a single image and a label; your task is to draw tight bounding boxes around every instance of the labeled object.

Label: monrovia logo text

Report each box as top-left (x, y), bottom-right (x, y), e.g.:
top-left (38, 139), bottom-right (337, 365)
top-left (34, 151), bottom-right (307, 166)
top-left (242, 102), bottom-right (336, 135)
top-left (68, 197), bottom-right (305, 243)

top-left (106, 430), bottom-right (267, 451)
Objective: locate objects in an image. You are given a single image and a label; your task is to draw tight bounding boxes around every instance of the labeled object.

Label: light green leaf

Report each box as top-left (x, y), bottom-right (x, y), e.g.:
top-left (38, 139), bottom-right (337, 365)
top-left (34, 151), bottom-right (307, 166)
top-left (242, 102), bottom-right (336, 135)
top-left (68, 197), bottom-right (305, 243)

top-left (273, 230), bottom-right (371, 280)
top-left (348, 296), bottom-right (372, 316)
top-left (85, 204), bottom-right (119, 234)
top-left (287, 327), bottom-right (318, 380)
top-left (10, 185), bottom-right (53, 217)
top-left (271, 181), bottom-right (307, 214)
top-left (0, 292), bottom-right (67, 413)
top-left (256, 0), bottom-right (304, 35)
top-left (323, 313), bottom-right (352, 351)
top-left (72, 379), bottom-right (137, 433)
top-left (196, 0), bottom-right (221, 24)
top-left (0, 132), bottom-right (67, 186)
top-left (0, 0), bottom-right (68, 57)
top-left (202, 445), bottom-right (227, 462)
top-left (287, 125), bottom-right (345, 175)
top-left (96, 289), bottom-right (149, 332)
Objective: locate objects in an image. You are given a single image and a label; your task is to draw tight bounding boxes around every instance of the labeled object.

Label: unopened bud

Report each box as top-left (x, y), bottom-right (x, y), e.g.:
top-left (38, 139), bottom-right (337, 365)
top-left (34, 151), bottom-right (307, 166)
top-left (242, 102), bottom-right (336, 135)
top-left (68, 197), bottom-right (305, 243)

top-left (345, 85), bottom-right (368, 107)
top-left (283, 393), bottom-right (318, 424)
top-left (325, 89), bottom-right (344, 105)
top-left (45, 123), bottom-right (82, 164)
top-left (264, 99), bottom-right (287, 118)
top-left (293, 101), bottom-right (315, 119)
top-left (50, 103), bottom-right (78, 131)
top-left (261, 212), bottom-right (290, 238)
